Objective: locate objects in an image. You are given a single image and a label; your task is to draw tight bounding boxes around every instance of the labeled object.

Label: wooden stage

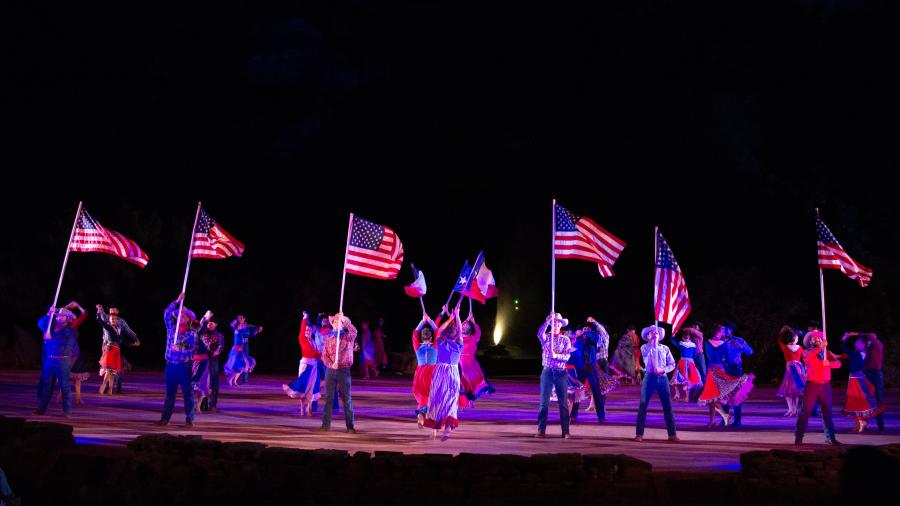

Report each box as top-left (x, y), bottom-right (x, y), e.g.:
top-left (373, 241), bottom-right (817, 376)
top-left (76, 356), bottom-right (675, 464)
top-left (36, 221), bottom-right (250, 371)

top-left (2, 369), bottom-right (897, 472)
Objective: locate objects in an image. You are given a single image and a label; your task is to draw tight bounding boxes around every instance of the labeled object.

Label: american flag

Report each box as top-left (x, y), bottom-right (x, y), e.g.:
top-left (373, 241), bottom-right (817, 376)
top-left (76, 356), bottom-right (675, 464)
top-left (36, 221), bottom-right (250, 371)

top-left (654, 230), bottom-right (690, 333)
top-left (69, 208), bottom-right (149, 267)
top-left (554, 203), bottom-right (626, 277)
top-left (345, 215), bottom-right (404, 280)
top-left (817, 217), bottom-right (872, 287)
top-left (190, 207), bottom-right (245, 259)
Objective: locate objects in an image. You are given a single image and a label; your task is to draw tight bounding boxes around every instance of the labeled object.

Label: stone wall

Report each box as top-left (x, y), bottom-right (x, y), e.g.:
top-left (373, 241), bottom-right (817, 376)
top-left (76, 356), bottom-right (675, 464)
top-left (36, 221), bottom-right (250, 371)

top-left (0, 416), bottom-right (896, 505)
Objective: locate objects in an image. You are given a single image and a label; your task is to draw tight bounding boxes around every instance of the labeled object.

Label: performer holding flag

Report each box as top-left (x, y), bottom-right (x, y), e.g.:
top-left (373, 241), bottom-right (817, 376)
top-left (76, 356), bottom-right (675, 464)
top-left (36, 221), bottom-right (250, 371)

top-left (319, 214), bottom-right (403, 433)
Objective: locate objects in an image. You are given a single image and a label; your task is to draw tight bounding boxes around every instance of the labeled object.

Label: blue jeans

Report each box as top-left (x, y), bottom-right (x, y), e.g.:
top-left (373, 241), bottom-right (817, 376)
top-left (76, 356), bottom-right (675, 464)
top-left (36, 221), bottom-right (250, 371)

top-left (864, 370), bottom-right (884, 431)
top-left (208, 356), bottom-right (220, 408)
top-left (161, 362), bottom-right (194, 422)
top-left (723, 365), bottom-right (743, 424)
top-left (795, 381), bottom-right (835, 442)
top-left (37, 357), bottom-right (72, 414)
top-left (635, 373), bottom-right (677, 437)
top-left (322, 367), bottom-right (354, 429)
top-left (571, 365), bottom-right (607, 422)
top-left (537, 367), bottom-right (570, 434)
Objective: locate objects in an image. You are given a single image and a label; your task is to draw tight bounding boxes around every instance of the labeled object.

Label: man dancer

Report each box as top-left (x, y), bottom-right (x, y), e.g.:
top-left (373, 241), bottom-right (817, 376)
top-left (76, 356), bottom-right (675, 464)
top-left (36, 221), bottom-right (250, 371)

top-left (570, 317), bottom-right (611, 423)
top-left (158, 293), bottom-right (210, 427)
top-left (536, 312), bottom-right (575, 438)
top-left (35, 302), bottom-right (88, 417)
top-left (318, 312), bottom-right (359, 433)
top-left (795, 330), bottom-right (842, 446)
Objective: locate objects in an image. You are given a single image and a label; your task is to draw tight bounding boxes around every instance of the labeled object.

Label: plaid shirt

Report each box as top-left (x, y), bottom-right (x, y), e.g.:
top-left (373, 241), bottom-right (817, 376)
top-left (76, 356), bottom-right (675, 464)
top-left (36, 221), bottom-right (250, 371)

top-left (163, 300), bottom-right (206, 364)
top-left (583, 323), bottom-right (610, 362)
top-left (321, 320), bottom-right (358, 369)
top-left (537, 320), bottom-right (575, 370)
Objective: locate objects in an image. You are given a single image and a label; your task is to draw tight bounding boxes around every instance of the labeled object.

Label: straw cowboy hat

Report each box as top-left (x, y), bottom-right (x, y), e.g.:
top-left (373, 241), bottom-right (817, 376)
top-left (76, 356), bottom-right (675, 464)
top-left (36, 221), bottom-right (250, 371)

top-left (641, 325), bottom-right (665, 341)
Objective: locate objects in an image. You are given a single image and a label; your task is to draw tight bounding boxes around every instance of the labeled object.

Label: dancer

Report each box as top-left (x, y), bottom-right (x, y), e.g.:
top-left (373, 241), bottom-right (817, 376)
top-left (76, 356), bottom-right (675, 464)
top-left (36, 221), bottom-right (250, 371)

top-left (536, 312), bottom-right (575, 438)
top-left (283, 312), bottom-right (323, 416)
top-left (840, 332), bottom-right (885, 432)
top-left (776, 325), bottom-right (805, 417)
top-left (411, 313), bottom-right (438, 427)
top-left (795, 330), bottom-right (842, 446)
top-left (424, 307), bottom-right (464, 440)
top-left (634, 325), bottom-right (679, 443)
top-left (683, 323), bottom-right (706, 402)
top-left (224, 314), bottom-right (263, 386)
top-left (68, 339), bottom-right (90, 405)
top-left (35, 302), bottom-right (88, 417)
top-left (611, 325), bottom-right (642, 385)
top-left (359, 321), bottom-right (379, 379)
top-left (719, 320), bottom-right (753, 428)
top-left (158, 294), bottom-right (210, 427)
top-left (670, 328), bottom-right (703, 402)
top-left (318, 312), bottom-right (358, 433)
top-left (571, 318), bottom-right (617, 422)
top-left (200, 319), bottom-right (224, 412)
top-left (862, 332), bottom-right (885, 432)
top-left (459, 310), bottom-right (495, 406)
top-left (698, 327), bottom-right (755, 429)
top-left (192, 319), bottom-right (224, 413)
top-left (96, 305), bottom-right (140, 395)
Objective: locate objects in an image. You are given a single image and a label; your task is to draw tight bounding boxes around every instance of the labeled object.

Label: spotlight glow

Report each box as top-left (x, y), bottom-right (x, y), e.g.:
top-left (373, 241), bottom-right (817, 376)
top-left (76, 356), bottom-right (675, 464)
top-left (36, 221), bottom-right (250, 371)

top-left (493, 320), bottom-right (503, 345)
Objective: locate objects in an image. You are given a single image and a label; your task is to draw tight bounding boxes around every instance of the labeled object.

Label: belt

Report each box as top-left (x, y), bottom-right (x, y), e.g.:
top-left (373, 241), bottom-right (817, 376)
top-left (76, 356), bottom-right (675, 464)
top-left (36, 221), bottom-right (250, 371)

top-left (47, 355), bottom-right (70, 359)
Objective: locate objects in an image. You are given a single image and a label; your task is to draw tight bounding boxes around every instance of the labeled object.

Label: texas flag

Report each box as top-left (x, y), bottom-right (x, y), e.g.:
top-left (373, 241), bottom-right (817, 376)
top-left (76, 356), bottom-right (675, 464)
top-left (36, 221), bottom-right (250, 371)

top-left (404, 268), bottom-right (427, 297)
top-left (463, 252), bottom-right (498, 303)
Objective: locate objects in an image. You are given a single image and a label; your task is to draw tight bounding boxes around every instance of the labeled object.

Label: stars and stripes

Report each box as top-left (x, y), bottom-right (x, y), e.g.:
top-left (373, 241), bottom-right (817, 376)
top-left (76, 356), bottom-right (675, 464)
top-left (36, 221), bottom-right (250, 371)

top-left (554, 203), bottom-right (626, 277)
top-left (345, 215), bottom-right (404, 280)
top-left (190, 207), bottom-right (245, 259)
top-left (817, 217), bottom-right (872, 287)
top-left (69, 208), bottom-right (149, 267)
top-left (654, 229), bottom-right (690, 333)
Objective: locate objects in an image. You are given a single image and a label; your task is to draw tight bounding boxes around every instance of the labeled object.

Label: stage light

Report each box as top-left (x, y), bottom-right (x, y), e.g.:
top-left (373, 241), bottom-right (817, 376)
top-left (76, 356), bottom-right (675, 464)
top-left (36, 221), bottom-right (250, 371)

top-left (493, 320), bottom-right (503, 345)
top-left (515, 306), bottom-right (519, 310)
top-left (514, 299), bottom-right (519, 304)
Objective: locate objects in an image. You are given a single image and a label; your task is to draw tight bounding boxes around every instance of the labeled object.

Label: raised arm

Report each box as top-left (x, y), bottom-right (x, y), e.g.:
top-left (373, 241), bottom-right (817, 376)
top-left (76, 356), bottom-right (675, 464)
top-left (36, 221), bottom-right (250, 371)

top-left (164, 294), bottom-right (184, 332)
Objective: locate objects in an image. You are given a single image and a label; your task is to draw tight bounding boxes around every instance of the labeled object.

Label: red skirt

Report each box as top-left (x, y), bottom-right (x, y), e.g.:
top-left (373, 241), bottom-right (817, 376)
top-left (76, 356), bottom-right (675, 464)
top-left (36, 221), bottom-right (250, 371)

top-left (99, 345), bottom-right (122, 373)
top-left (672, 358), bottom-right (702, 387)
top-left (413, 364), bottom-right (436, 411)
top-left (842, 373), bottom-right (885, 420)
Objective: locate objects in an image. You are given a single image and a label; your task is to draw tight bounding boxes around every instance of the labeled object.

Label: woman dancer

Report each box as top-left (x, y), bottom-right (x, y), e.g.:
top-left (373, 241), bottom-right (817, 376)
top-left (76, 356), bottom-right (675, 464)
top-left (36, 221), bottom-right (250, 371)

top-left (283, 312), bottom-right (323, 416)
top-left (411, 313), bottom-right (438, 427)
top-left (224, 315), bottom-right (263, 386)
top-left (841, 332), bottom-right (886, 432)
top-left (776, 325), bottom-right (806, 417)
top-left (698, 328), bottom-right (755, 428)
top-left (424, 306), bottom-right (463, 441)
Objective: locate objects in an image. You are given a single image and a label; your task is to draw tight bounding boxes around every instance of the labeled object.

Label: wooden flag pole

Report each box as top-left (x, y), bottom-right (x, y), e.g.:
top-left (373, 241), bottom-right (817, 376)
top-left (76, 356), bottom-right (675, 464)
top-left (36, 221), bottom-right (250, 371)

top-left (47, 201), bottom-right (83, 338)
top-left (334, 212), bottom-right (354, 368)
top-left (815, 209), bottom-right (827, 340)
top-left (653, 227), bottom-right (659, 329)
top-left (172, 202), bottom-right (202, 349)
top-left (551, 198), bottom-right (557, 319)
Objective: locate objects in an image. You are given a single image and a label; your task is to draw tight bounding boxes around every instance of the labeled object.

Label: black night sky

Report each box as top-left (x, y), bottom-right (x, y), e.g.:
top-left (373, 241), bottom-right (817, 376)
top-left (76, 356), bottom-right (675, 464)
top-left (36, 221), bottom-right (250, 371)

top-left (3, 1), bottom-right (898, 380)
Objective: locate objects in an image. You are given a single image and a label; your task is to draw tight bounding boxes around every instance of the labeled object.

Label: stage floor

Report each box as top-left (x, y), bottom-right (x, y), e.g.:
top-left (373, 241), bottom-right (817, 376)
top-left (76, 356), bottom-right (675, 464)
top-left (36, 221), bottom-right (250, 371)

top-left (2, 369), bottom-right (897, 471)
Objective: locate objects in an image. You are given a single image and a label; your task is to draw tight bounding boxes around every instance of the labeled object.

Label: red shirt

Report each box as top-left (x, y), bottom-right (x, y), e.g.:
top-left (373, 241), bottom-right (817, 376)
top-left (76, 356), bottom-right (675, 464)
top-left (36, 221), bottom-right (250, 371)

top-left (778, 341), bottom-right (803, 362)
top-left (297, 319), bottom-right (321, 360)
top-left (803, 344), bottom-right (841, 383)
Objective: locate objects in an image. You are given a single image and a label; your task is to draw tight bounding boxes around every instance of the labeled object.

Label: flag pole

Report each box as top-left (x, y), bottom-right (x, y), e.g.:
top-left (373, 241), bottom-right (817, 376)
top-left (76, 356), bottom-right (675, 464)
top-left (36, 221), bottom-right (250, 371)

top-left (468, 296), bottom-right (473, 319)
top-left (411, 263), bottom-right (427, 315)
top-left (816, 209), bottom-right (827, 340)
top-left (173, 202), bottom-right (202, 348)
top-left (47, 201), bottom-right (83, 337)
top-left (551, 198), bottom-right (557, 319)
top-left (653, 226), bottom-right (659, 328)
top-left (335, 212), bottom-right (354, 368)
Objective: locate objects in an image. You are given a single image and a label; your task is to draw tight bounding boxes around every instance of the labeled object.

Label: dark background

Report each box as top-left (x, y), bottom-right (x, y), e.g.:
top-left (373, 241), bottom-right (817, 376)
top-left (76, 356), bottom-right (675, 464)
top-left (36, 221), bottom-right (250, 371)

top-left (2, 0), bottom-right (898, 382)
